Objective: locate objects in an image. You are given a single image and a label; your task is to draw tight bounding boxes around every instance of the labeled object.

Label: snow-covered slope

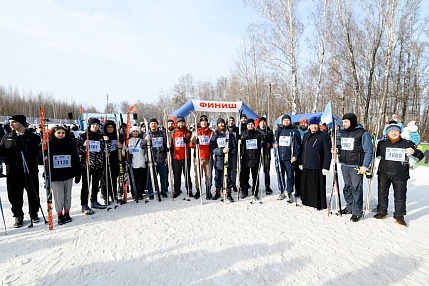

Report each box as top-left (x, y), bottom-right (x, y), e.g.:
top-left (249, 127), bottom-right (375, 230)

top-left (1, 163), bottom-right (428, 286)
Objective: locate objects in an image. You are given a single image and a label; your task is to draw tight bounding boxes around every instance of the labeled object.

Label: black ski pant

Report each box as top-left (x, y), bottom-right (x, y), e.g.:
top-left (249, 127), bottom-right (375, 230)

top-left (101, 165), bottom-right (119, 201)
top-left (377, 174), bottom-right (407, 218)
top-left (172, 159), bottom-right (192, 195)
top-left (132, 167), bottom-right (147, 199)
top-left (7, 172), bottom-right (40, 218)
top-left (240, 166), bottom-right (259, 196)
top-left (80, 168), bottom-right (103, 205)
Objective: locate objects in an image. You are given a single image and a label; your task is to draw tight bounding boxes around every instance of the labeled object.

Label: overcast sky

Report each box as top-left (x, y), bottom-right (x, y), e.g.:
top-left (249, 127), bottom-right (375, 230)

top-left (0, 0), bottom-right (257, 111)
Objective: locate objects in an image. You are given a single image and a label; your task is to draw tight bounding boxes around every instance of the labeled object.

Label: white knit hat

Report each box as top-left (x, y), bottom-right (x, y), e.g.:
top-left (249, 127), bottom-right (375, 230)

top-left (130, 126), bottom-right (140, 133)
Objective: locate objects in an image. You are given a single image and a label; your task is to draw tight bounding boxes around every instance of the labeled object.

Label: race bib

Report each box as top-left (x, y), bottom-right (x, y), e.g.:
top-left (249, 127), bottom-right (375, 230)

top-left (199, 135), bottom-right (210, 145)
top-left (341, 138), bottom-right (354, 151)
top-left (129, 144), bottom-right (141, 155)
top-left (385, 148), bottom-right (406, 162)
top-left (53, 155), bottom-right (71, 168)
top-left (88, 140), bottom-right (100, 152)
top-left (246, 139), bottom-right (258, 150)
top-left (279, 136), bottom-right (291, 147)
top-left (110, 140), bottom-right (117, 152)
top-left (217, 137), bottom-right (226, 148)
top-left (152, 137), bottom-right (163, 148)
top-left (175, 137), bottom-right (185, 147)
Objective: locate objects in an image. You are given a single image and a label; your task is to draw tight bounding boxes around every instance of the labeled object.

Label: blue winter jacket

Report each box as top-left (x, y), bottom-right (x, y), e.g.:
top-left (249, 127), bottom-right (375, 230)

top-left (274, 125), bottom-right (301, 161)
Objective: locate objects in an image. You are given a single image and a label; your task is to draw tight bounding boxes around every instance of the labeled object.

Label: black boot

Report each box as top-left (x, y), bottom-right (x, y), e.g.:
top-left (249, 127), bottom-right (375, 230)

top-left (14, 215), bottom-right (24, 228)
top-left (212, 189), bottom-right (221, 200)
top-left (194, 189), bottom-right (200, 199)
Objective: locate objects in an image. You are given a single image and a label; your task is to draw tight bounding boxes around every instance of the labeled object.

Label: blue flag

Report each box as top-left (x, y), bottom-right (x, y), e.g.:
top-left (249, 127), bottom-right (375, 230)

top-left (320, 101), bottom-right (333, 125)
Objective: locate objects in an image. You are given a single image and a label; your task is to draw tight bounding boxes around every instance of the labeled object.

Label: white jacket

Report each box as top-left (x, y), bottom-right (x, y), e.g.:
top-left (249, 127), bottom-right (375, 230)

top-left (122, 137), bottom-right (148, 168)
top-left (401, 125), bottom-right (418, 140)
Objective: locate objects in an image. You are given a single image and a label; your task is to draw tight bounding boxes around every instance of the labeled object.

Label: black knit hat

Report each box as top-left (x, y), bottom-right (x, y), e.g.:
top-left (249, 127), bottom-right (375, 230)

top-left (9, 115), bottom-right (28, 126)
top-left (241, 114), bottom-right (247, 119)
top-left (149, 118), bottom-right (158, 124)
top-left (282, 114), bottom-right (291, 121)
top-left (342, 113), bottom-right (358, 129)
top-left (104, 120), bottom-right (115, 127)
top-left (88, 118), bottom-right (100, 126)
top-left (177, 116), bottom-right (185, 123)
top-left (217, 118), bottom-right (225, 125)
top-left (199, 115), bottom-right (208, 122)
top-left (259, 117), bottom-right (266, 122)
top-left (246, 118), bottom-right (255, 125)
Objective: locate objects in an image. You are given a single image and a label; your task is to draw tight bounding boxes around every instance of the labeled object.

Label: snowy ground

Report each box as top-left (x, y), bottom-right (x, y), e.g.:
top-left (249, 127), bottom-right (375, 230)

top-left (1, 159), bottom-right (429, 286)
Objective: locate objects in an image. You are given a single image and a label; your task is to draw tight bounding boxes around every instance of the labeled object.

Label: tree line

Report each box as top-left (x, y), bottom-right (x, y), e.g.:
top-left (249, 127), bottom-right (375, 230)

top-left (1, 0), bottom-right (428, 141)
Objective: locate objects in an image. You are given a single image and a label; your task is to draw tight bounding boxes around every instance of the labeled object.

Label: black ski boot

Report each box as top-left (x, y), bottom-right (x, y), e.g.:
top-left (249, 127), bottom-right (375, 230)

top-left (265, 187), bottom-right (273, 195)
top-left (226, 190), bottom-right (234, 203)
top-left (64, 212), bottom-right (73, 223)
top-left (14, 215), bottom-right (24, 228)
top-left (58, 214), bottom-right (66, 225)
top-left (194, 189), bottom-right (200, 200)
top-left (212, 189), bottom-right (221, 200)
top-left (206, 187), bottom-right (213, 200)
top-left (287, 192), bottom-right (293, 203)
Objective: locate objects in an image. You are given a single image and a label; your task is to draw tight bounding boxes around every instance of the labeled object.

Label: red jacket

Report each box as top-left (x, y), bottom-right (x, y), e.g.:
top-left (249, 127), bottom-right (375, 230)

top-left (190, 127), bottom-right (213, 160)
top-left (170, 127), bottom-right (192, 160)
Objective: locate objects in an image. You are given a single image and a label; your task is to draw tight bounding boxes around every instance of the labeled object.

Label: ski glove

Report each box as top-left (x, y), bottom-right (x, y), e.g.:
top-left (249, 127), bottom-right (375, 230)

top-left (192, 138), bottom-right (199, 145)
top-left (299, 165), bottom-right (303, 170)
top-left (75, 173), bottom-right (81, 184)
top-left (322, 169), bottom-right (329, 176)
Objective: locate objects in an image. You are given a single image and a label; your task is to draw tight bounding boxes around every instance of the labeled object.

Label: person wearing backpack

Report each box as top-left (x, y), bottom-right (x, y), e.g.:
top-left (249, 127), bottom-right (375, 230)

top-left (401, 121), bottom-right (421, 169)
top-left (401, 121), bottom-right (420, 145)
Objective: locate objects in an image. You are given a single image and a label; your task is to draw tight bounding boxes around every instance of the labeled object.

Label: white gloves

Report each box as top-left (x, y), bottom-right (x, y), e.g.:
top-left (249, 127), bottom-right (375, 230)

top-left (322, 169), bottom-right (329, 176)
top-left (299, 165), bottom-right (303, 170)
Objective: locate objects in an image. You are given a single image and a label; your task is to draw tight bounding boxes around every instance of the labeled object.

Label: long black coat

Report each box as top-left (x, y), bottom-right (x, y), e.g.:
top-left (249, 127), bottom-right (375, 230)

top-left (301, 130), bottom-right (331, 170)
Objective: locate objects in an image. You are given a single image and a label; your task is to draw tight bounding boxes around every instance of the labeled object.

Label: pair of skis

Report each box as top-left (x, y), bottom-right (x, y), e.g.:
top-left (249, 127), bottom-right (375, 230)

top-left (189, 112), bottom-right (204, 205)
top-left (40, 107), bottom-right (53, 229)
top-left (327, 119), bottom-right (342, 216)
top-left (143, 117), bottom-right (161, 202)
top-left (363, 134), bottom-right (378, 217)
top-left (119, 105), bottom-right (140, 203)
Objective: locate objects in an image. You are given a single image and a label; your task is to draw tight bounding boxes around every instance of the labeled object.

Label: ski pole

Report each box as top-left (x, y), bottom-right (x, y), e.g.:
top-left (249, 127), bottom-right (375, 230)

top-left (0, 195), bottom-right (6, 235)
top-left (21, 152), bottom-right (47, 226)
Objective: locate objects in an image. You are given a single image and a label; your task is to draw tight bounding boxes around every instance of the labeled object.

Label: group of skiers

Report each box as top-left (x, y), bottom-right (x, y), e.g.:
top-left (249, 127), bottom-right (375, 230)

top-left (0, 111), bottom-right (424, 229)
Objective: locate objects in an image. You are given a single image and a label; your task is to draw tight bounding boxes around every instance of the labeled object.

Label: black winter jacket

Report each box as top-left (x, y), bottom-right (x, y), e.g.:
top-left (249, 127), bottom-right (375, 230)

top-left (377, 138), bottom-right (424, 180)
top-left (210, 129), bottom-right (237, 170)
top-left (0, 129), bottom-right (40, 175)
top-left (76, 130), bottom-right (110, 170)
top-left (241, 129), bottom-right (261, 168)
top-left (47, 134), bottom-right (80, 181)
top-left (103, 121), bottom-right (120, 171)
